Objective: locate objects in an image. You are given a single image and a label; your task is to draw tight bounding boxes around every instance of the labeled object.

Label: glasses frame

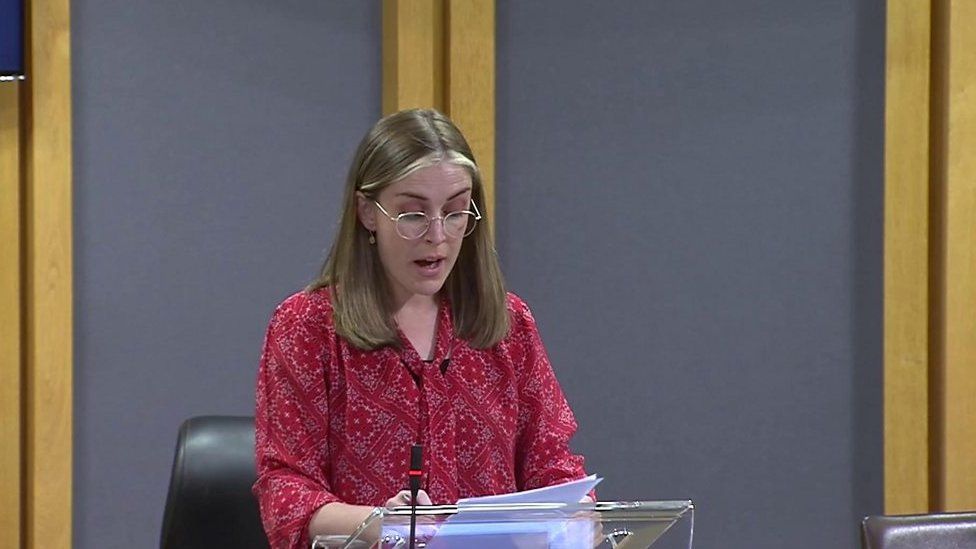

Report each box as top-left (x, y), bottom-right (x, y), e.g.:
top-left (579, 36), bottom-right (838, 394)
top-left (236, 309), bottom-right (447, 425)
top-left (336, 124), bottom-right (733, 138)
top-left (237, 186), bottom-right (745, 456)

top-left (372, 199), bottom-right (483, 240)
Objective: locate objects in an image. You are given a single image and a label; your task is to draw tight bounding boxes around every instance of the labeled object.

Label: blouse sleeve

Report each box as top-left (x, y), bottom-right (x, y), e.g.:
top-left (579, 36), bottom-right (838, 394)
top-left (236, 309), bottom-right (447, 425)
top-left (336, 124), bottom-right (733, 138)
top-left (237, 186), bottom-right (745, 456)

top-left (508, 295), bottom-right (589, 492)
top-left (253, 295), bottom-right (341, 549)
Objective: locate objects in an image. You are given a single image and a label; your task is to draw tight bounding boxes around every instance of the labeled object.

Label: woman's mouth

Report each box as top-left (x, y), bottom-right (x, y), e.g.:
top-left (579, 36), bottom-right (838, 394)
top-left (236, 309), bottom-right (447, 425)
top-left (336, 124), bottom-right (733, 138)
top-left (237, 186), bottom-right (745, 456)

top-left (414, 257), bottom-right (444, 277)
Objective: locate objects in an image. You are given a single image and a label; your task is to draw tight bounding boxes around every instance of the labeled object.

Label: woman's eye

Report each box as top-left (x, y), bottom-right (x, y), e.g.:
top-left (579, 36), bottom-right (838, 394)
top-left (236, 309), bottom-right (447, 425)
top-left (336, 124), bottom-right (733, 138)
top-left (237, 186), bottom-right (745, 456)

top-left (399, 213), bottom-right (427, 223)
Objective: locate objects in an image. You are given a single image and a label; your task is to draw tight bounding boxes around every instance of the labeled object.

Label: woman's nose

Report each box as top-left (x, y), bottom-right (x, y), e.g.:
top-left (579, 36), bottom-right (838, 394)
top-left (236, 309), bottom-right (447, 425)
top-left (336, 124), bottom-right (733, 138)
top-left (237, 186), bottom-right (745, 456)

top-left (425, 217), bottom-right (448, 243)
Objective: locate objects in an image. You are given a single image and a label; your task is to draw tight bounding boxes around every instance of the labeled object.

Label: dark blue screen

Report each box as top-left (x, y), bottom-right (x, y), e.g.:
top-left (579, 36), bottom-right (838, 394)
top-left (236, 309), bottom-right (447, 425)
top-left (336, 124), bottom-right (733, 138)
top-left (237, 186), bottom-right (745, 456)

top-left (1, 0), bottom-right (24, 75)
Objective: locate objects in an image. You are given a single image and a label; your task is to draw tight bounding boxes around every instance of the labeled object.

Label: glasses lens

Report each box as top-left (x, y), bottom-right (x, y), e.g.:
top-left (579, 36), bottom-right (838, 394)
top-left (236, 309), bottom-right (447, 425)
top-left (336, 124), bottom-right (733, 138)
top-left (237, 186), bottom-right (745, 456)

top-left (396, 213), bottom-right (429, 239)
top-left (445, 212), bottom-right (477, 238)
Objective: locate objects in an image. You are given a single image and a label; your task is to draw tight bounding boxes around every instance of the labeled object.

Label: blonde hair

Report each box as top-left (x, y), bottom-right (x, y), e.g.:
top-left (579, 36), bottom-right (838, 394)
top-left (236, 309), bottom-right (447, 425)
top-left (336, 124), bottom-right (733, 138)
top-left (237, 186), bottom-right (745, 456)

top-left (309, 109), bottom-right (509, 349)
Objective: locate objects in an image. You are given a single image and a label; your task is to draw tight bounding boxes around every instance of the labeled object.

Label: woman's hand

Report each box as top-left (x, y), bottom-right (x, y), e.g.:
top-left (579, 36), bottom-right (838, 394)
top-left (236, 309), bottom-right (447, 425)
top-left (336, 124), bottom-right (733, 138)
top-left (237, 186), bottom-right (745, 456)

top-left (384, 489), bottom-right (432, 508)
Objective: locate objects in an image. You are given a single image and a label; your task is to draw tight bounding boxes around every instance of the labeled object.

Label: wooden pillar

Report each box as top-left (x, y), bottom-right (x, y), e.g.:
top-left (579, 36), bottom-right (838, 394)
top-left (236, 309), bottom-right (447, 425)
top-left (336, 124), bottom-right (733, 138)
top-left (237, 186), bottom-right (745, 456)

top-left (0, 81), bottom-right (24, 549)
top-left (884, 0), bottom-right (976, 513)
top-left (883, 0), bottom-right (931, 515)
top-left (932, 0), bottom-right (976, 512)
top-left (382, 0), bottom-right (496, 224)
top-left (445, 0), bottom-right (495, 229)
top-left (0, 0), bottom-right (76, 547)
top-left (382, 0), bottom-right (445, 114)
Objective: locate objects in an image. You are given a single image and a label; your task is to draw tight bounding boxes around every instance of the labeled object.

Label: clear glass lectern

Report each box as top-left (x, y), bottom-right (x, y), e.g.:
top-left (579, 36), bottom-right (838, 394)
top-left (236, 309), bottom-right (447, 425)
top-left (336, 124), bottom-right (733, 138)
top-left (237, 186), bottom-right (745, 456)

top-left (311, 500), bottom-right (694, 549)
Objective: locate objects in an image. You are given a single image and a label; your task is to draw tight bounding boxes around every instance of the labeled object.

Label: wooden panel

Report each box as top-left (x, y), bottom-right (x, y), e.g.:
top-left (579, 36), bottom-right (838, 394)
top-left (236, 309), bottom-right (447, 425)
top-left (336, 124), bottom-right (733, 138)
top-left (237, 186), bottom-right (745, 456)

top-left (446, 0), bottom-right (495, 227)
top-left (382, 0), bottom-right (495, 228)
top-left (0, 82), bottom-right (23, 549)
top-left (23, 0), bottom-right (74, 545)
top-left (382, 0), bottom-right (445, 114)
top-left (938, 0), bottom-right (976, 511)
top-left (882, 0), bottom-right (932, 514)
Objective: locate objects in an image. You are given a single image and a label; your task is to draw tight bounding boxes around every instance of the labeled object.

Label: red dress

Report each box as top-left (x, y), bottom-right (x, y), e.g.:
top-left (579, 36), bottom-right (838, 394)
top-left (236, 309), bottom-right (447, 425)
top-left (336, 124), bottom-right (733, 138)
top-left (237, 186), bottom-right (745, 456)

top-left (253, 289), bottom-right (588, 549)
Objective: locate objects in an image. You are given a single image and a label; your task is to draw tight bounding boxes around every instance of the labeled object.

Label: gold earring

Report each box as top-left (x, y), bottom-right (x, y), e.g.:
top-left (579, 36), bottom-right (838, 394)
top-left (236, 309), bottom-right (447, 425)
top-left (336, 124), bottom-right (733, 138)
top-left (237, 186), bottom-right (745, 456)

top-left (368, 231), bottom-right (376, 245)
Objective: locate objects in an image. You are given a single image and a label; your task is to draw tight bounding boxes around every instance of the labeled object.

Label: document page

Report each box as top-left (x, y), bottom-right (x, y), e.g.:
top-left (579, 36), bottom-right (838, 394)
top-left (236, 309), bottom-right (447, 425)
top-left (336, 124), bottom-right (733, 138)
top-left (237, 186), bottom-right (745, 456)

top-left (384, 476), bottom-right (604, 548)
top-left (457, 474), bottom-right (602, 506)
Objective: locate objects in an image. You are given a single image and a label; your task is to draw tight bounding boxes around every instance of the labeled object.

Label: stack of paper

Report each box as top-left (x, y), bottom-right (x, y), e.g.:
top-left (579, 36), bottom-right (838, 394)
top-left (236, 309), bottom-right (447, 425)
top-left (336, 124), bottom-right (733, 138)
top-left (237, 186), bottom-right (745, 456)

top-left (385, 475), bottom-right (604, 548)
top-left (458, 474), bottom-right (602, 506)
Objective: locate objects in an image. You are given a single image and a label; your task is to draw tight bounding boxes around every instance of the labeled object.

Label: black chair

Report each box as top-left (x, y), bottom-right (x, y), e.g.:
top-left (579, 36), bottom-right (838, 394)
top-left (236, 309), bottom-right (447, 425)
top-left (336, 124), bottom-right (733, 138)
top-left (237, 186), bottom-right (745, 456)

top-left (861, 512), bottom-right (976, 549)
top-left (160, 416), bottom-right (269, 549)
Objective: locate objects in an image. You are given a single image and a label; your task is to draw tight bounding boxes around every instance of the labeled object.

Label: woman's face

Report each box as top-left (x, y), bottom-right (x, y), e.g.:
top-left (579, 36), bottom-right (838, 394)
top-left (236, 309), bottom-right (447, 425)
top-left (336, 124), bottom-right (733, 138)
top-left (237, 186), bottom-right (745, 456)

top-left (358, 162), bottom-right (473, 307)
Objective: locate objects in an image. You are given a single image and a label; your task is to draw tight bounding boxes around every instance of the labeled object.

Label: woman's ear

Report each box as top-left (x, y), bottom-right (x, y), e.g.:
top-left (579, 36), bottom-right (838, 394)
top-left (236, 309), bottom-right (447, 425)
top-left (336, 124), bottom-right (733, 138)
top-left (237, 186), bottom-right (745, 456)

top-left (356, 191), bottom-right (376, 231)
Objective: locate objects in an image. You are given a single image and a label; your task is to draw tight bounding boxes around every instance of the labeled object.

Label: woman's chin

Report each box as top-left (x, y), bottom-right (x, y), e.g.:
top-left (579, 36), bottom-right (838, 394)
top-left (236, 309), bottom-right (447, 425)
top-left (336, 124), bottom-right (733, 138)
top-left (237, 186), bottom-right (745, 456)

top-left (413, 278), bottom-right (447, 297)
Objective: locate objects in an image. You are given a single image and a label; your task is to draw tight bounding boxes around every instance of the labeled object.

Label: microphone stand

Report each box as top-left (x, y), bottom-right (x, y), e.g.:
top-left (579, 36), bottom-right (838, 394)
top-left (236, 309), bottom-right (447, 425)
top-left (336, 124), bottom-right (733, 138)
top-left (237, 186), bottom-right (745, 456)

top-left (408, 444), bottom-right (423, 549)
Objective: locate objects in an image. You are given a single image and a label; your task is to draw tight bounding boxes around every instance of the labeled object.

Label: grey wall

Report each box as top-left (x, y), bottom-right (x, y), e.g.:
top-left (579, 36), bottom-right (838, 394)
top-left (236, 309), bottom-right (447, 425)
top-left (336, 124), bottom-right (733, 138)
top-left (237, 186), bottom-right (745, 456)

top-left (496, 2), bottom-right (883, 548)
top-left (72, 2), bottom-right (379, 547)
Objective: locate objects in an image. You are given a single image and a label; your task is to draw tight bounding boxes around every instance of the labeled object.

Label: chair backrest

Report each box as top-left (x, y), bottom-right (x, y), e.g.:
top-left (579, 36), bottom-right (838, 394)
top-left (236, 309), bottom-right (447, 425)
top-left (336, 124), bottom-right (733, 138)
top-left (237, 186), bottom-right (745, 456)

top-left (160, 415), bottom-right (269, 549)
top-left (861, 512), bottom-right (976, 549)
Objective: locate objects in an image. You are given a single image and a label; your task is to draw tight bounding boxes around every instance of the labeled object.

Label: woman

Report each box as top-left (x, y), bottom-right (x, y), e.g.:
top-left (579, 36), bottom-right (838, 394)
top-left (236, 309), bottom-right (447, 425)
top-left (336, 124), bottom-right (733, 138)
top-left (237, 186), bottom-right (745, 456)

top-left (253, 109), bottom-right (588, 548)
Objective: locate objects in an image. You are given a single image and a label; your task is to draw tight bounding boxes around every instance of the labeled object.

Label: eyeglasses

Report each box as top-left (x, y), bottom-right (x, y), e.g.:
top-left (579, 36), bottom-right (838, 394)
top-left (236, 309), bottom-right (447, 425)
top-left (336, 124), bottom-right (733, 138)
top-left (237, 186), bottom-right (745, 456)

top-left (372, 200), bottom-right (482, 240)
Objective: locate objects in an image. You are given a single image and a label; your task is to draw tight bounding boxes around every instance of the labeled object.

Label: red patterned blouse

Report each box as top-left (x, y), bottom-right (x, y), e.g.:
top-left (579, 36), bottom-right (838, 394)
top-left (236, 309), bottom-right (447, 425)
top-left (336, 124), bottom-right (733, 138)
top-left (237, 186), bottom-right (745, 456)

top-left (253, 289), bottom-right (588, 549)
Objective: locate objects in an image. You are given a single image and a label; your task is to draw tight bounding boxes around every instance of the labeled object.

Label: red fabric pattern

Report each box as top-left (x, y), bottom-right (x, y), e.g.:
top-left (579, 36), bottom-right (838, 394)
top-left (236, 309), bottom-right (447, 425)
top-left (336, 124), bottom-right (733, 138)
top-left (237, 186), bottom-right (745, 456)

top-left (253, 289), bottom-right (587, 549)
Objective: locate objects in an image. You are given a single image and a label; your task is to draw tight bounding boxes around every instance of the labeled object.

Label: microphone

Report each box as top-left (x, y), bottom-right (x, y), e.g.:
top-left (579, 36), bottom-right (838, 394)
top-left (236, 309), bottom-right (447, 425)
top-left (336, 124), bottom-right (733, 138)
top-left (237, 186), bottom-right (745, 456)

top-left (408, 444), bottom-right (423, 549)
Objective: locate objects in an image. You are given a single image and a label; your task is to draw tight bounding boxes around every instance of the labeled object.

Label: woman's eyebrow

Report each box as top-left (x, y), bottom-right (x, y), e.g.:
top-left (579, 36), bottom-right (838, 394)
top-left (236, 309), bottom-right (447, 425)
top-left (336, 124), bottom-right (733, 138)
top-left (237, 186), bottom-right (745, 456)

top-left (395, 188), bottom-right (472, 201)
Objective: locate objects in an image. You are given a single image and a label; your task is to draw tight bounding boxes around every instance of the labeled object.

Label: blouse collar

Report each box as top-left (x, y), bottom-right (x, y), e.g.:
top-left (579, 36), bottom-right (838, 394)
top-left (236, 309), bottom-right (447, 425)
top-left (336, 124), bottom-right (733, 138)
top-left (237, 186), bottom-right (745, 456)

top-left (395, 296), bottom-right (456, 375)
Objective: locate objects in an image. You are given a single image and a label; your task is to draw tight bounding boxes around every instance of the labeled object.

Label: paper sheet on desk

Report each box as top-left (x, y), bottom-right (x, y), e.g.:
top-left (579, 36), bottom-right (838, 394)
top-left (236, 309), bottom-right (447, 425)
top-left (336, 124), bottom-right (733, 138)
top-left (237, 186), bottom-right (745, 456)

top-left (457, 474), bottom-right (602, 506)
top-left (391, 520), bottom-right (595, 549)
top-left (383, 476), bottom-right (603, 548)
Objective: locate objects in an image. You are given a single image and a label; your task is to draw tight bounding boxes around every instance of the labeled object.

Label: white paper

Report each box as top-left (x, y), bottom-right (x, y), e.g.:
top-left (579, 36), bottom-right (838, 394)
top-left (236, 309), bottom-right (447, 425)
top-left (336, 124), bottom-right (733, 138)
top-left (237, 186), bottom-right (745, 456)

top-left (383, 476), bottom-right (603, 548)
top-left (457, 474), bottom-right (602, 506)
top-left (384, 512), bottom-right (596, 549)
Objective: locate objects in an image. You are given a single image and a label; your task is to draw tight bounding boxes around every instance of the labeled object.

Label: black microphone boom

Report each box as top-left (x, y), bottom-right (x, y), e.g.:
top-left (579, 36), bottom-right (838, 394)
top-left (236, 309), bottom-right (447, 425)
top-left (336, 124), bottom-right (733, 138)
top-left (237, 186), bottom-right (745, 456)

top-left (408, 444), bottom-right (423, 549)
